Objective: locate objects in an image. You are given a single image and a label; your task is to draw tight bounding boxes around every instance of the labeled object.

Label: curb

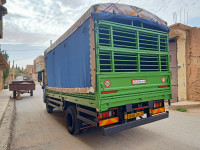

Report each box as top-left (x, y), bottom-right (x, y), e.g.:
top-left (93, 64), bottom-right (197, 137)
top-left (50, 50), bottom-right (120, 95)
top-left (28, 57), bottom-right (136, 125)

top-left (0, 97), bottom-right (16, 150)
top-left (7, 98), bottom-right (16, 150)
top-left (0, 95), bottom-right (11, 127)
top-left (168, 104), bottom-right (200, 110)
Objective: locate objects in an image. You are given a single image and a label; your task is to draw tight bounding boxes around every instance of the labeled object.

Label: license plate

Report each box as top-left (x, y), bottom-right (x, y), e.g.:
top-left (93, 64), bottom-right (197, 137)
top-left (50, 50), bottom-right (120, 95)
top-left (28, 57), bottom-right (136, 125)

top-left (132, 79), bottom-right (146, 85)
top-left (124, 111), bottom-right (144, 119)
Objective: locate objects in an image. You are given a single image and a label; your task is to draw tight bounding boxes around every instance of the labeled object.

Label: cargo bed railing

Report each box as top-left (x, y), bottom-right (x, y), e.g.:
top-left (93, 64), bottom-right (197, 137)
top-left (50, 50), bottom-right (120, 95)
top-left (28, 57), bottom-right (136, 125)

top-left (95, 20), bottom-right (170, 74)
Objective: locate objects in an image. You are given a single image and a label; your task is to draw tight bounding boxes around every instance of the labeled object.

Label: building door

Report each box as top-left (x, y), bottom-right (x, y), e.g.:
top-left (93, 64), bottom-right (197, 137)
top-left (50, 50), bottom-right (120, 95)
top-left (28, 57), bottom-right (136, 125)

top-left (169, 39), bottom-right (178, 102)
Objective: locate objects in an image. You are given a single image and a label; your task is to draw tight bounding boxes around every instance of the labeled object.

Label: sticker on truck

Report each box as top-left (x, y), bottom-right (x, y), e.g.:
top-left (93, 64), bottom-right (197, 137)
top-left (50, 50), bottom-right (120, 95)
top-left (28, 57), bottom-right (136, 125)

top-left (132, 79), bottom-right (146, 85)
top-left (104, 80), bottom-right (111, 87)
top-left (162, 77), bottom-right (166, 83)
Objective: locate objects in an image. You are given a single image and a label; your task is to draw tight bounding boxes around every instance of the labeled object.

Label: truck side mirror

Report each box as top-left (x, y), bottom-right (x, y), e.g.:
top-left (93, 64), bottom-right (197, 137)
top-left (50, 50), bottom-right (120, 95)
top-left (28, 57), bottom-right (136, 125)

top-left (38, 71), bottom-right (42, 82)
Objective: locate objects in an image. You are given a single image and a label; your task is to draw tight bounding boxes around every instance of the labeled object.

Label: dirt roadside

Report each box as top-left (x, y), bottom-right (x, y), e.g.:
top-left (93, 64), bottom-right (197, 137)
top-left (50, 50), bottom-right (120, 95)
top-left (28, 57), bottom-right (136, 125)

top-left (166, 101), bottom-right (200, 115)
top-left (186, 107), bottom-right (200, 116)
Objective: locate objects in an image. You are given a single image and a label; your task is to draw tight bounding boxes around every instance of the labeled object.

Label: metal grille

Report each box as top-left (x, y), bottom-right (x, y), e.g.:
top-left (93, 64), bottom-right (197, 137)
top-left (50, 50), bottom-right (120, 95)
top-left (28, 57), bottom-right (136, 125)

top-left (160, 35), bottom-right (168, 52)
top-left (99, 52), bottom-right (138, 72)
top-left (140, 55), bottom-right (159, 71)
top-left (99, 25), bottom-right (111, 47)
top-left (114, 53), bottom-right (138, 72)
top-left (99, 51), bottom-right (112, 72)
top-left (96, 20), bottom-right (169, 73)
top-left (113, 28), bottom-right (137, 49)
top-left (161, 55), bottom-right (169, 71)
top-left (139, 33), bottom-right (158, 51)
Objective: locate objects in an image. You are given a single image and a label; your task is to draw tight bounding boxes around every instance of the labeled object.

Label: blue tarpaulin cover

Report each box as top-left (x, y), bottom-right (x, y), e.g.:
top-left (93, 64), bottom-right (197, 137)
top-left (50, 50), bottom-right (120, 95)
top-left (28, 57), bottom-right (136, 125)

top-left (92, 12), bottom-right (170, 32)
top-left (45, 3), bottom-right (169, 55)
top-left (46, 18), bottom-right (91, 88)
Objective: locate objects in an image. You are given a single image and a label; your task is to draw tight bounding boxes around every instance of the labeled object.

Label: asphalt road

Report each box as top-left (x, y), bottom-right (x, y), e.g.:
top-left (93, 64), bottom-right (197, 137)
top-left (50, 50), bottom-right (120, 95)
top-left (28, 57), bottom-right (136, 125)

top-left (11, 84), bottom-right (200, 150)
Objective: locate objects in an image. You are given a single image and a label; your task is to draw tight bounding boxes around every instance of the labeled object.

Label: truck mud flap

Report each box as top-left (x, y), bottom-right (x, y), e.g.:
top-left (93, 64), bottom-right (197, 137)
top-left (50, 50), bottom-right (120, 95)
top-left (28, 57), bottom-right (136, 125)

top-left (103, 111), bottom-right (169, 136)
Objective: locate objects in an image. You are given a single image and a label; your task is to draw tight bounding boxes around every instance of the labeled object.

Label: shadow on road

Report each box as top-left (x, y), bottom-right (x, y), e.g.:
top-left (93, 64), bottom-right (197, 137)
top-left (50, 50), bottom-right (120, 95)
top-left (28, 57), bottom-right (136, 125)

top-left (49, 109), bottom-right (157, 147)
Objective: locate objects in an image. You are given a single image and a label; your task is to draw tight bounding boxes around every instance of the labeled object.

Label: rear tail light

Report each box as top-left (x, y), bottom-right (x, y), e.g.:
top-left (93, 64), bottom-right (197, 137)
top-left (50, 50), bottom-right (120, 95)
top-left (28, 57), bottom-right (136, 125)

top-left (103, 112), bottom-right (110, 118)
top-left (154, 102), bottom-right (162, 108)
top-left (98, 111), bottom-right (110, 120)
top-left (98, 109), bottom-right (117, 120)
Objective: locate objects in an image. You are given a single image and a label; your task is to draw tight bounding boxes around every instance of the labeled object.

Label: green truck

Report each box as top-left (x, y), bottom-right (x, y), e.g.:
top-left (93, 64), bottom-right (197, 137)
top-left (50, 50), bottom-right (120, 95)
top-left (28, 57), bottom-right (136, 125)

top-left (41, 3), bottom-right (171, 135)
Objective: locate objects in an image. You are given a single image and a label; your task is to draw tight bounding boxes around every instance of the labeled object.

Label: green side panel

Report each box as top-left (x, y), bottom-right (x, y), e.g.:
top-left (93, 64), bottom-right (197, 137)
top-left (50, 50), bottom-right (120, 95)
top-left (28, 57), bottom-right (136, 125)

top-left (99, 72), bottom-right (171, 111)
top-left (45, 89), bottom-right (97, 108)
top-left (95, 20), bottom-right (172, 112)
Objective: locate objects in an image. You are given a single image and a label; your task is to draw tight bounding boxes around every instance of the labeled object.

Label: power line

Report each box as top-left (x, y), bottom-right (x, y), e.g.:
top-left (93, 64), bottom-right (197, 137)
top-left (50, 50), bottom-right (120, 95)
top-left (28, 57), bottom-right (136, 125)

top-left (154, 0), bottom-right (171, 13)
top-left (14, 54), bottom-right (39, 61)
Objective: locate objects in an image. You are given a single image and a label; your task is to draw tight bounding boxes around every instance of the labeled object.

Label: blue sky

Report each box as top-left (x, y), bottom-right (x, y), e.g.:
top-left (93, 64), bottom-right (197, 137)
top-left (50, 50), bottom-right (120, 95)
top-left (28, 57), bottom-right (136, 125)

top-left (1, 0), bottom-right (200, 68)
top-left (189, 16), bottom-right (200, 27)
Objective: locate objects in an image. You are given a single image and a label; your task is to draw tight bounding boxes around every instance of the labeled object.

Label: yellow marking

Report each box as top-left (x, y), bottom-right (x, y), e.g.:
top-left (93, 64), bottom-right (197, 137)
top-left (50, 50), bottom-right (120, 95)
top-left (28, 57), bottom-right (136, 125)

top-left (124, 111), bottom-right (144, 120)
top-left (99, 117), bottom-right (119, 127)
top-left (152, 107), bottom-right (165, 114)
top-left (149, 109), bottom-right (152, 114)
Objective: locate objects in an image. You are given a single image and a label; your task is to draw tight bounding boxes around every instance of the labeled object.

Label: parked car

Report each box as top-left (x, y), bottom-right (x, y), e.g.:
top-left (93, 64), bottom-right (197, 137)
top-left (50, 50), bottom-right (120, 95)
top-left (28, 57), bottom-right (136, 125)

top-left (23, 76), bottom-right (28, 80)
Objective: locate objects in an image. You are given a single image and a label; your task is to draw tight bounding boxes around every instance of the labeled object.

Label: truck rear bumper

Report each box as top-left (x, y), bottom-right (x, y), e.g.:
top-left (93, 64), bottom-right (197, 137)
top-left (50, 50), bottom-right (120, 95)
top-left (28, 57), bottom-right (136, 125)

top-left (103, 111), bottom-right (169, 136)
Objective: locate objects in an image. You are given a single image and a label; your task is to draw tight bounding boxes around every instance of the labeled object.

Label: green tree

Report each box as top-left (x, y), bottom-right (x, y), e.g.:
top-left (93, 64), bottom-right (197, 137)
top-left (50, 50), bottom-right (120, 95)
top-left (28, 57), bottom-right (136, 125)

top-left (3, 52), bottom-right (9, 84)
top-left (15, 68), bottom-right (20, 77)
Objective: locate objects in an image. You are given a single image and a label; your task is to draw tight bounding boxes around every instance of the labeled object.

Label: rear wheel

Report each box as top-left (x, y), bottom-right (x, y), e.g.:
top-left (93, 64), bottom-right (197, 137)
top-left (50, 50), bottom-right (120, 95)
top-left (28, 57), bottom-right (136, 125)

top-left (13, 91), bottom-right (16, 98)
top-left (46, 101), bottom-right (53, 113)
top-left (30, 90), bottom-right (33, 96)
top-left (66, 105), bottom-right (80, 134)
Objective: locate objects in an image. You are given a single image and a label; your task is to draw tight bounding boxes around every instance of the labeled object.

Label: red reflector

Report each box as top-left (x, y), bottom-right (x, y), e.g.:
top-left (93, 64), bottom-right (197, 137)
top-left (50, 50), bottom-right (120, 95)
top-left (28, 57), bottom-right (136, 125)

top-left (101, 90), bottom-right (118, 94)
top-left (158, 85), bottom-right (168, 88)
top-left (135, 106), bottom-right (147, 110)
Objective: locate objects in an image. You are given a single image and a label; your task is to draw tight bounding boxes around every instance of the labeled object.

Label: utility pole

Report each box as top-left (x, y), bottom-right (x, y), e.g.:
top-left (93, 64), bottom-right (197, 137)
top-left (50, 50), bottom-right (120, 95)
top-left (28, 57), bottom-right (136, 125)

top-left (184, 9), bottom-right (185, 25)
top-left (13, 60), bottom-right (15, 81)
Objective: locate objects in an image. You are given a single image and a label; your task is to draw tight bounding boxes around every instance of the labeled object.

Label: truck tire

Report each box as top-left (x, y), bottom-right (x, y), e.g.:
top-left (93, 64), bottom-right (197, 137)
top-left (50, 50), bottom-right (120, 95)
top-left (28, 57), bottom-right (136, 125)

top-left (66, 105), bottom-right (80, 135)
top-left (43, 96), bottom-right (47, 103)
top-left (13, 91), bottom-right (16, 98)
top-left (46, 102), bottom-right (53, 113)
top-left (30, 90), bottom-right (33, 96)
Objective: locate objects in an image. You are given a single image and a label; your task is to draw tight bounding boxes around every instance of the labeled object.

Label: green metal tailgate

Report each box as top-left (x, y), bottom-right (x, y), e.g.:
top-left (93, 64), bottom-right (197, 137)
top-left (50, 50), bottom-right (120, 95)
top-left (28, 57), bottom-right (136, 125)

top-left (95, 20), bottom-right (172, 112)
